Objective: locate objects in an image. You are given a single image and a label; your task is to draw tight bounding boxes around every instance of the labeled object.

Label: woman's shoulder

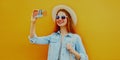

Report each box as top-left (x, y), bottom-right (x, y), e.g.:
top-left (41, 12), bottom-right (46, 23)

top-left (71, 33), bottom-right (81, 38)
top-left (70, 33), bottom-right (82, 40)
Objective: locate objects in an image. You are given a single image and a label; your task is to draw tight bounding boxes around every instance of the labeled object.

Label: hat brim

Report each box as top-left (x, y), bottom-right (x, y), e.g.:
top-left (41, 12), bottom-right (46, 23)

top-left (52, 5), bottom-right (77, 25)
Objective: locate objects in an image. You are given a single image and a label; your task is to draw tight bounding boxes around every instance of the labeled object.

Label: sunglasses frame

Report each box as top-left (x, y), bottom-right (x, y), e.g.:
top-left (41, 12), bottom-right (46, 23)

top-left (56, 15), bottom-right (68, 20)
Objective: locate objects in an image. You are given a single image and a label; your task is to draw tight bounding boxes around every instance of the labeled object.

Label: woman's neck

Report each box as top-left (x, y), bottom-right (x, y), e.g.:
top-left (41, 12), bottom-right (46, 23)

top-left (60, 26), bottom-right (68, 37)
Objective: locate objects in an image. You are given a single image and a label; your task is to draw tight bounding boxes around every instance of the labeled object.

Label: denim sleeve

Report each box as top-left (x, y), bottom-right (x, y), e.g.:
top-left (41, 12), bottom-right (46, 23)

top-left (75, 34), bottom-right (88, 60)
top-left (28, 33), bottom-right (54, 44)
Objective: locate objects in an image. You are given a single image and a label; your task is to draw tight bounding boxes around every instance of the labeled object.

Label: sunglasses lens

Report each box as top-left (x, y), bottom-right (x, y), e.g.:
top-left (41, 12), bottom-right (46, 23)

top-left (56, 16), bottom-right (66, 20)
top-left (56, 16), bottom-right (59, 19)
top-left (61, 16), bottom-right (66, 19)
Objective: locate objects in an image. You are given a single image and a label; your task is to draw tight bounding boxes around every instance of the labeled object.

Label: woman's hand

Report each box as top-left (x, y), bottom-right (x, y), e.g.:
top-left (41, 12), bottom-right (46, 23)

top-left (31, 11), bottom-right (38, 24)
top-left (66, 43), bottom-right (75, 54)
top-left (30, 10), bottom-right (43, 38)
top-left (31, 9), bottom-right (44, 24)
top-left (66, 43), bottom-right (81, 60)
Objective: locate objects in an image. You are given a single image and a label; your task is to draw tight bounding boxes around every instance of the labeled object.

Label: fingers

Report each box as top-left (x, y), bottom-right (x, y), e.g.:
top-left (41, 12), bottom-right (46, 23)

top-left (31, 9), bottom-right (46, 22)
top-left (67, 44), bottom-right (72, 53)
top-left (66, 43), bottom-right (72, 50)
top-left (66, 43), bottom-right (75, 54)
top-left (31, 10), bottom-right (38, 22)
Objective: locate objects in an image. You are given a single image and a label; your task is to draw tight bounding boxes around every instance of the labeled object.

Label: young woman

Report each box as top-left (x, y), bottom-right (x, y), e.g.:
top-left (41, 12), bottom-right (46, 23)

top-left (29, 5), bottom-right (88, 60)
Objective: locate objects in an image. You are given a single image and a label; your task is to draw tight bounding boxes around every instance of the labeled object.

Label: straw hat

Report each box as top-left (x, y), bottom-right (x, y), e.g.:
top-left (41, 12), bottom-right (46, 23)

top-left (52, 5), bottom-right (77, 25)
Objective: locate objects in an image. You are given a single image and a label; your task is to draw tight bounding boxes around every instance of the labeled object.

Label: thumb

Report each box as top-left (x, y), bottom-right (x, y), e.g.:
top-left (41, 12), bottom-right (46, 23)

top-left (66, 43), bottom-right (71, 49)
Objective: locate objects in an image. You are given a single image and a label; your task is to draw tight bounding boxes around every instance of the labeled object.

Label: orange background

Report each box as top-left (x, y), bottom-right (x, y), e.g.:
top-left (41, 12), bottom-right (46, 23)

top-left (0, 0), bottom-right (120, 60)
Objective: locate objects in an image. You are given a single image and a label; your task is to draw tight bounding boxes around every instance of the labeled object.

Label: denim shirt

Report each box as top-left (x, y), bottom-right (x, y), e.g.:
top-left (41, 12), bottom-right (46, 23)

top-left (28, 31), bottom-right (88, 60)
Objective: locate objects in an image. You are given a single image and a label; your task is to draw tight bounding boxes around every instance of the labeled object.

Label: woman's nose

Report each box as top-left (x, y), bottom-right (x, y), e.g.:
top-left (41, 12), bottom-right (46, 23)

top-left (58, 18), bottom-right (62, 20)
top-left (57, 19), bottom-right (63, 22)
top-left (57, 19), bottom-right (62, 22)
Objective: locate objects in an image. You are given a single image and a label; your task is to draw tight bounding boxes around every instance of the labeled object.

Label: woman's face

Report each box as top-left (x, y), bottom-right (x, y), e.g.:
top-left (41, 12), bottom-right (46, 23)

top-left (56, 11), bottom-right (68, 27)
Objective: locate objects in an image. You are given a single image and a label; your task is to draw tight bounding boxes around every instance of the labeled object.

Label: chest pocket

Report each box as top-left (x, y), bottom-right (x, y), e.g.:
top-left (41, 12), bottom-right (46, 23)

top-left (50, 36), bottom-right (59, 43)
top-left (49, 37), bottom-right (59, 48)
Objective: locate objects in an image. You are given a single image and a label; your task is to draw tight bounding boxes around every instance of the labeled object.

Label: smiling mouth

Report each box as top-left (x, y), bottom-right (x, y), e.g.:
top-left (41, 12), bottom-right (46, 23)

top-left (57, 20), bottom-right (64, 24)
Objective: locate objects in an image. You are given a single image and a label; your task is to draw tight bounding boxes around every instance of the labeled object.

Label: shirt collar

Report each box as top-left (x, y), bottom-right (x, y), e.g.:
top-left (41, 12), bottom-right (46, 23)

top-left (56, 30), bottom-right (72, 37)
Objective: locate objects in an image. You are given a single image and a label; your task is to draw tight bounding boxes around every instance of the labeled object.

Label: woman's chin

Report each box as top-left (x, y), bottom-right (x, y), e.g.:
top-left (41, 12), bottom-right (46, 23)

top-left (57, 24), bottom-right (66, 27)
